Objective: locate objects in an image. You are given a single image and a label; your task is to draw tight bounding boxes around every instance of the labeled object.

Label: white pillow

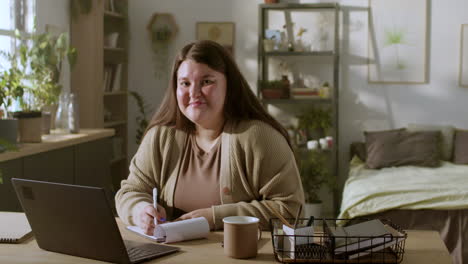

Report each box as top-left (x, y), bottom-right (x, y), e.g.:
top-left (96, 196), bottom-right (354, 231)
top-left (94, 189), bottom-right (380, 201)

top-left (407, 124), bottom-right (454, 161)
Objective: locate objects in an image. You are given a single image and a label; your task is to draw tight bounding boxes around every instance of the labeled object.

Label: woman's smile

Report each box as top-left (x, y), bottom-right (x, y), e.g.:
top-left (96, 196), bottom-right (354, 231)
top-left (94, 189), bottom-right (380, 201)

top-left (189, 100), bottom-right (206, 107)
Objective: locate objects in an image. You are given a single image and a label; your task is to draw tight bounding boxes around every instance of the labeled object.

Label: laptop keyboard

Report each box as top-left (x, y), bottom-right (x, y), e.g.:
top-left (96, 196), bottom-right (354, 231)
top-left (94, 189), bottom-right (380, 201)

top-left (127, 244), bottom-right (158, 262)
top-left (125, 241), bottom-right (179, 263)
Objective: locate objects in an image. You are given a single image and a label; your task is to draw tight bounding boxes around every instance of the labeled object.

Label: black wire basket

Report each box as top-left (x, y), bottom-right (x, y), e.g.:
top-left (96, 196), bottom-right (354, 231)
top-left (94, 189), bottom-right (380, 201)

top-left (269, 218), bottom-right (407, 263)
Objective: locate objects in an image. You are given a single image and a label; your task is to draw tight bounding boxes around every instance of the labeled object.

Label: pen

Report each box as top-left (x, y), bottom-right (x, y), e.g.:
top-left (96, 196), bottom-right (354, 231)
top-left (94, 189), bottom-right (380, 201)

top-left (153, 188), bottom-right (166, 223)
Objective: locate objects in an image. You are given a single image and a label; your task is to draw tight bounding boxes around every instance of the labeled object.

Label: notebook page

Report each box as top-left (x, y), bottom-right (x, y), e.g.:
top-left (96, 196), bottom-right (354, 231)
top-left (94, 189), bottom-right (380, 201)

top-left (0, 212), bottom-right (32, 243)
top-left (127, 217), bottom-right (209, 243)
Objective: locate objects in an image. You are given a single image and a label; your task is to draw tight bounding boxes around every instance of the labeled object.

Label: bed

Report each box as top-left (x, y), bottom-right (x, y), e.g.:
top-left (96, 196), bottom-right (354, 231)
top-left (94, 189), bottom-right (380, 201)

top-left (338, 156), bottom-right (468, 264)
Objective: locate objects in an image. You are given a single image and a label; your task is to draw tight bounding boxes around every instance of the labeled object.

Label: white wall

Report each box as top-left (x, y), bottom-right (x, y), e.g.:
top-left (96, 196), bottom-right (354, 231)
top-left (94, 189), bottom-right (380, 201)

top-left (127, 0), bottom-right (468, 213)
top-left (36, 0), bottom-right (71, 94)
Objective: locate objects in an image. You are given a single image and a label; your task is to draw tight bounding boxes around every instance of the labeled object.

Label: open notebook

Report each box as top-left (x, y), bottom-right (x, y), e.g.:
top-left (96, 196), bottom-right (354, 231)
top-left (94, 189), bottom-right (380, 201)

top-left (127, 217), bottom-right (210, 243)
top-left (0, 212), bottom-right (33, 243)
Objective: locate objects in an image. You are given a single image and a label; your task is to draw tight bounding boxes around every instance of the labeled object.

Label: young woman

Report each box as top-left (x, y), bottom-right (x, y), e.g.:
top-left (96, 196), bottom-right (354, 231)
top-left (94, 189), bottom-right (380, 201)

top-left (115, 40), bottom-right (304, 235)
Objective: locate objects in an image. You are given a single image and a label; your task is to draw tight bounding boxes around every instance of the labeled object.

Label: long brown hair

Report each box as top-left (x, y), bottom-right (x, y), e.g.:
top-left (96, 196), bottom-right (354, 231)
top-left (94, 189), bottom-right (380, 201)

top-left (146, 40), bottom-right (291, 147)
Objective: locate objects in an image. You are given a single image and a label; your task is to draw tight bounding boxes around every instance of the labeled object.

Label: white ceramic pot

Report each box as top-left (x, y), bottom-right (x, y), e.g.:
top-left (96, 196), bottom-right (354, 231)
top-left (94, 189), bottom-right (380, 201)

top-left (263, 39), bottom-right (275, 52)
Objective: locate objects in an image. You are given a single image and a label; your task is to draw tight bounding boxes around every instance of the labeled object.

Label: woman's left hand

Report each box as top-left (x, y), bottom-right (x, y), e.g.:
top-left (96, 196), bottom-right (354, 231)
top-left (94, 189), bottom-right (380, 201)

top-left (177, 208), bottom-right (215, 230)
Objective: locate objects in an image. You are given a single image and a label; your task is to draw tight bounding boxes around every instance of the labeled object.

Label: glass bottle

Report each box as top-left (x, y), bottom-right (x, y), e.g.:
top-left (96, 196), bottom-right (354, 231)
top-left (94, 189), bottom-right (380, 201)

top-left (55, 93), bottom-right (69, 132)
top-left (68, 92), bottom-right (80, 133)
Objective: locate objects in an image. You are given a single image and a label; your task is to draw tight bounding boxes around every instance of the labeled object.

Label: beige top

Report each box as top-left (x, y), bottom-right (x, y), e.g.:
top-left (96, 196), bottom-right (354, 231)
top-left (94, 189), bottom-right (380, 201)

top-left (115, 120), bottom-right (305, 230)
top-left (173, 134), bottom-right (222, 215)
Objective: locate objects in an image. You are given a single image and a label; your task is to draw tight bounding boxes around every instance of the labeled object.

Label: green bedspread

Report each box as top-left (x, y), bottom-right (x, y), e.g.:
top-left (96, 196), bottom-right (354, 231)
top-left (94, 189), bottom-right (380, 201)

top-left (338, 157), bottom-right (468, 220)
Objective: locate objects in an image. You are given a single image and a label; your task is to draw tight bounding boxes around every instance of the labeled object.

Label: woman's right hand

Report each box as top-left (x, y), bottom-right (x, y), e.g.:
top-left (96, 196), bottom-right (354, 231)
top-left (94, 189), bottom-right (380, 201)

top-left (138, 204), bottom-right (167, 235)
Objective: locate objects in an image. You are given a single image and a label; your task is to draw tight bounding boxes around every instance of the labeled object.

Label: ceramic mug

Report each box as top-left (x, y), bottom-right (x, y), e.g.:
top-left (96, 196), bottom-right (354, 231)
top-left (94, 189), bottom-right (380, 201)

top-left (223, 216), bottom-right (262, 259)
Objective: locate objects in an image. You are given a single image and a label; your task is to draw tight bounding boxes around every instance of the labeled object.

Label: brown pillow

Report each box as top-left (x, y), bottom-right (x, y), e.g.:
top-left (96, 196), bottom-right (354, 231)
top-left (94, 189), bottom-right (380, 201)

top-left (365, 129), bottom-right (440, 169)
top-left (453, 130), bottom-right (468, 164)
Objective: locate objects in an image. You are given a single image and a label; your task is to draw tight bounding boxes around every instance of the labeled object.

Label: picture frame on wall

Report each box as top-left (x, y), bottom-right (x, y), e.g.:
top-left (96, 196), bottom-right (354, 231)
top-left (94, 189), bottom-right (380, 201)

top-left (368, 0), bottom-right (428, 84)
top-left (196, 22), bottom-right (235, 55)
top-left (459, 24), bottom-right (468, 87)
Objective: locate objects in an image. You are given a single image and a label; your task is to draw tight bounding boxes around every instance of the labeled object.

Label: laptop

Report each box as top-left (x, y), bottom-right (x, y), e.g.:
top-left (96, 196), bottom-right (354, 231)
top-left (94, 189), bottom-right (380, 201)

top-left (12, 178), bottom-right (180, 264)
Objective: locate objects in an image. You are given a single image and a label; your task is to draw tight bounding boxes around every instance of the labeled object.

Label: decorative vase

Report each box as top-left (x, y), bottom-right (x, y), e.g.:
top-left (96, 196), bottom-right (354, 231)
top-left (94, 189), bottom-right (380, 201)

top-left (55, 93), bottom-right (70, 132)
top-left (42, 104), bottom-right (58, 130)
top-left (263, 39), bottom-right (276, 52)
top-left (68, 92), bottom-right (80, 134)
top-left (304, 202), bottom-right (322, 218)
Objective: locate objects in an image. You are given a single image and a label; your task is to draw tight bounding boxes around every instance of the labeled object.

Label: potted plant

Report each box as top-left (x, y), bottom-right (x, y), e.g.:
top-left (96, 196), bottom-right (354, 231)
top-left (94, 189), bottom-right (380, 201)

top-left (21, 29), bottom-right (77, 132)
top-left (298, 150), bottom-right (336, 218)
top-left (297, 107), bottom-right (332, 141)
top-left (0, 28), bottom-right (76, 142)
top-left (260, 79), bottom-right (289, 99)
top-left (0, 33), bottom-right (41, 142)
top-left (0, 51), bottom-right (27, 145)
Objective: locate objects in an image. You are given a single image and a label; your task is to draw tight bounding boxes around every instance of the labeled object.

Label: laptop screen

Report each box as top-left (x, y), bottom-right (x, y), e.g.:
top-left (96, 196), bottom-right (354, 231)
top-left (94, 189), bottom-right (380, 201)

top-left (12, 178), bottom-right (179, 263)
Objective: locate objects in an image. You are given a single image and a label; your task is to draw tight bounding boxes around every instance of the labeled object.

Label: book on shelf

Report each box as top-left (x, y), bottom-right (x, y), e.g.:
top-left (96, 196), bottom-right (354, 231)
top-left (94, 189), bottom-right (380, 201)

top-left (105, 0), bottom-right (116, 12)
top-left (104, 32), bottom-right (120, 48)
top-left (111, 64), bottom-right (122, 92)
top-left (103, 67), bottom-right (109, 92)
top-left (291, 87), bottom-right (319, 99)
top-left (325, 219), bottom-right (404, 258)
top-left (103, 66), bottom-right (113, 92)
top-left (292, 95), bottom-right (321, 99)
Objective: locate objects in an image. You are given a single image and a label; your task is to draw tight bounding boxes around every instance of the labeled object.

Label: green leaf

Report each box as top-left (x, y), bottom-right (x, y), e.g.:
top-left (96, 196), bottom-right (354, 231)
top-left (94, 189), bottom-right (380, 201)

top-left (384, 28), bottom-right (406, 46)
top-left (68, 48), bottom-right (78, 68)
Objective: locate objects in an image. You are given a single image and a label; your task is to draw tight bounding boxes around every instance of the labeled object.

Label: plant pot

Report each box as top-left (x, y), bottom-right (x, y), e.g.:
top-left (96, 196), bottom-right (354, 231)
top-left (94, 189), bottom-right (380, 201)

top-left (12, 111), bottom-right (43, 143)
top-left (0, 118), bottom-right (18, 144)
top-left (304, 202), bottom-right (322, 218)
top-left (262, 89), bottom-right (284, 99)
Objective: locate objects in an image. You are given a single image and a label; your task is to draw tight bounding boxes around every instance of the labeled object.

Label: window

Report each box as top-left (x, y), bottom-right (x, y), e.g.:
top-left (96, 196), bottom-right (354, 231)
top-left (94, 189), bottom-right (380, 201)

top-left (0, 0), bottom-right (35, 69)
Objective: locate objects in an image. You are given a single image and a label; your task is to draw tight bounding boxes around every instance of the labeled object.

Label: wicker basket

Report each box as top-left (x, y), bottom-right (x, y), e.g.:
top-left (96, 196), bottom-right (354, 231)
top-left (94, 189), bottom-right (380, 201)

top-left (269, 218), bottom-right (407, 263)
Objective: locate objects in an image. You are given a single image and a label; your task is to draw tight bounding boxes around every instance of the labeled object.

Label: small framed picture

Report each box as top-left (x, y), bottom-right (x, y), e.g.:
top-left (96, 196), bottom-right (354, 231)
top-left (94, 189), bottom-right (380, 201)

top-left (196, 22), bottom-right (235, 55)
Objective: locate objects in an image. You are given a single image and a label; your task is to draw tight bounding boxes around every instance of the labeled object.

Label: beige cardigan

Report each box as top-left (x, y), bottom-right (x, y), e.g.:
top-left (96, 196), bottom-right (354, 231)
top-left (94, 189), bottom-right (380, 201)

top-left (115, 120), bottom-right (305, 230)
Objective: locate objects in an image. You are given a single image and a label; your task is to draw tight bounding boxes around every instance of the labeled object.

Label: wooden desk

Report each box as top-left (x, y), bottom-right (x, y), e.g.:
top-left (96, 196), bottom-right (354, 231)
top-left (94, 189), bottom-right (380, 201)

top-left (0, 220), bottom-right (452, 264)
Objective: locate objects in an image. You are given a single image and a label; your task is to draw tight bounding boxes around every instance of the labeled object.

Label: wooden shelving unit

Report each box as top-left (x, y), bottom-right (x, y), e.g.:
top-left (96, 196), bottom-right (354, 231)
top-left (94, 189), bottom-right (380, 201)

top-left (71, 0), bottom-right (129, 193)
